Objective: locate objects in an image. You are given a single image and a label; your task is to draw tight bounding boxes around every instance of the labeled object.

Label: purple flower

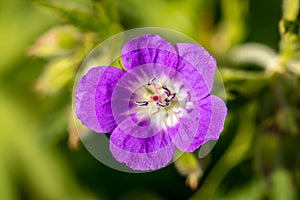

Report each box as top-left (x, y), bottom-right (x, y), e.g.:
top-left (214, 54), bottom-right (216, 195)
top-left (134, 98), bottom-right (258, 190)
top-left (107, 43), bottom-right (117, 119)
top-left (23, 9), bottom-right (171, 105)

top-left (76, 34), bottom-right (227, 171)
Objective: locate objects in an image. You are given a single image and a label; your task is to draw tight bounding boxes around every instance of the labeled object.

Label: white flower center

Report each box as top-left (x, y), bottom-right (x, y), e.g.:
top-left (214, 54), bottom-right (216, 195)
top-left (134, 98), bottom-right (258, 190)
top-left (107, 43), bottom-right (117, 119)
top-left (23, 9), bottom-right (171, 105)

top-left (132, 77), bottom-right (193, 130)
top-left (134, 77), bottom-right (176, 108)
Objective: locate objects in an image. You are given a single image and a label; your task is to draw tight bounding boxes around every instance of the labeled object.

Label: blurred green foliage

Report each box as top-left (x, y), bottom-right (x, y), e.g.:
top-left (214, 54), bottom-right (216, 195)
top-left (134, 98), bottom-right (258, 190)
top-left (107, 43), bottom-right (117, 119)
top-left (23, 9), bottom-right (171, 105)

top-left (1, 0), bottom-right (300, 199)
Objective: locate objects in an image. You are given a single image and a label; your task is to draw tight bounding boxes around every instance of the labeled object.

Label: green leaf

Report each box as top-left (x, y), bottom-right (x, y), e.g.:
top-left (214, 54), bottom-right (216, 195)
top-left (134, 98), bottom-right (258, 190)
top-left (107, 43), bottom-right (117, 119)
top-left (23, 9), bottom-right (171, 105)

top-left (36, 0), bottom-right (122, 34)
top-left (35, 55), bottom-right (81, 95)
top-left (28, 25), bottom-right (83, 59)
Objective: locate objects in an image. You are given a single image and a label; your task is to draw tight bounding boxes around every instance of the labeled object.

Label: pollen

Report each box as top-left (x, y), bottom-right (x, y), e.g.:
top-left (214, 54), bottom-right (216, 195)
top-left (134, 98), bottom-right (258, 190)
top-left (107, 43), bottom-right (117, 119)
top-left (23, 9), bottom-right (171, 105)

top-left (156, 84), bottom-right (162, 89)
top-left (143, 93), bottom-right (152, 100)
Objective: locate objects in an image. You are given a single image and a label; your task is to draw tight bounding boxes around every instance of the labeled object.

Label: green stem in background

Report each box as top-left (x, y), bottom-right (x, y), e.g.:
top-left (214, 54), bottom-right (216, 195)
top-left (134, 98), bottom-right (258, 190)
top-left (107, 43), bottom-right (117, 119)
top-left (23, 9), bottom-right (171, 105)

top-left (282, 0), bottom-right (299, 21)
top-left (211, 0), bottom-right (248, 54)
top-left (226, 43), bottom-right (277, 71)
top-left (0, 90), bottom-right (98, 200)
top-left (0, 164), bottom-right (17, 200)
top-left (279, 0), bottom-right (300, 66)
top-left (190, 103), bottom-right (257, 200)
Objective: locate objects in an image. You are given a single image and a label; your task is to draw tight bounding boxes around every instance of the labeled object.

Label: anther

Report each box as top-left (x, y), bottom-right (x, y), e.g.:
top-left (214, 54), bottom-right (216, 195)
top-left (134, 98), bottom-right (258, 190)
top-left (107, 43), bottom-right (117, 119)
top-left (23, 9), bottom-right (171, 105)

top-left (148, 77), bottom-right (156, 86)
top-left (164, 93), bottom-right (176, 102)
top-left (162, 85), bottom-right (171, 96)
top-left (156, 102), bottom-right (170, 107)
top-left (134, 101), bottom-right (149, 106)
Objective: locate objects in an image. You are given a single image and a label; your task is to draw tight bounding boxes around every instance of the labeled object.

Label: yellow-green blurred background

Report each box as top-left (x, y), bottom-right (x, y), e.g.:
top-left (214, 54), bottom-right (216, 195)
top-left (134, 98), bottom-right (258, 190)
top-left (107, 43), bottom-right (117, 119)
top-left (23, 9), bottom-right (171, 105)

top-left (0, 0), bottom-right (299, 199)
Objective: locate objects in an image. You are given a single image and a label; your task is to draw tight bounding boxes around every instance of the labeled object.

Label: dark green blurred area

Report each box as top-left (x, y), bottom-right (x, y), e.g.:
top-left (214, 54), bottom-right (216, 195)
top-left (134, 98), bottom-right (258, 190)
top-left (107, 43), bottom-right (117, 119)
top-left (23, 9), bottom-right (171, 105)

top-left (0, 0), bottom-right (299, 200)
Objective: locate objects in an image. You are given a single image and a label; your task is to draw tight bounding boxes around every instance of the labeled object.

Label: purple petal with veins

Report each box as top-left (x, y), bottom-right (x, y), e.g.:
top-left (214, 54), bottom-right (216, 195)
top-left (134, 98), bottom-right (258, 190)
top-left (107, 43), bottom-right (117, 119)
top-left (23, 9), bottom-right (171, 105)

top-left (75, 34), bottom-right (227, 171)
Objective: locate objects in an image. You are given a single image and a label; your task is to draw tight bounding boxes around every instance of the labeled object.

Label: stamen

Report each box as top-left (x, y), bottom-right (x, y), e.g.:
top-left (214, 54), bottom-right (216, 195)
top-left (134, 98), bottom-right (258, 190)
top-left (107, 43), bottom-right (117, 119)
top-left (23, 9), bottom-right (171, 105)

top-left (164, 93), bottom-right (176, 102)
top-left (148, 77), bottom-right (156, 86)
top-left (162, 85), bottom-right (171, 96)
top-left (160, 92), bottom-right (166, 100)
top-left (134, 101), bottom-right (149, 106)
top-left (152, 83), bottom-right (159, 95)
top-left (142, 79), bottom-right (176, 109)
top-left (156, 102), bottom-right (170, 107)
top-left (151, 107), bottom-right (160, 115)
top-left (147, 77), bottom-right (160, 95)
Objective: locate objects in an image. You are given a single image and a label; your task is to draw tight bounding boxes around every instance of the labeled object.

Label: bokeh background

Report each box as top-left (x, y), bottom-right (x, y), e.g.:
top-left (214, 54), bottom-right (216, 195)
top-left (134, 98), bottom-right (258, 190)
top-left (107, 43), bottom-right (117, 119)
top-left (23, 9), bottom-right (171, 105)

top-left (0, 0), bottom-right (299, 199)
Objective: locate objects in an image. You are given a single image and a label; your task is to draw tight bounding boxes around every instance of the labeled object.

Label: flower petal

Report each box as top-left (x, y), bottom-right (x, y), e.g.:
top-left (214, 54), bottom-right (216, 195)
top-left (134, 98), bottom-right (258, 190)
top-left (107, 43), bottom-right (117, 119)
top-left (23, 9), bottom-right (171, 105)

top-left (111, 63), bottom-right (182, 138)
top-left (186, 95), bottom-right (227, 152)
top-left (121, 34), bottom-right (178, 71)
top-left (168, 98), bottom-right (203, 152)
top-left (204, 95), bottom-right (227, 140)
top-left (76, 66), bottom-right (125, 133)
top-left (109, 120), bottom-right (178, 170)
top-left (175, 43), bottom-right (217, 93)
top-left (171, 95), bottom-right (227, 152)
top-left (175, 58), bottom-right (211, 100)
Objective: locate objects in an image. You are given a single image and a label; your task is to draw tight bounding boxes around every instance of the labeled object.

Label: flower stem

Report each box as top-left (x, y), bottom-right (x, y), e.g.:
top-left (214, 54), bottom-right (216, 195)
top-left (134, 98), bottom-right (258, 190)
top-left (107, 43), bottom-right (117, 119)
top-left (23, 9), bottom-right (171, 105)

top-left (279, 0), bottom-right (300, 67)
